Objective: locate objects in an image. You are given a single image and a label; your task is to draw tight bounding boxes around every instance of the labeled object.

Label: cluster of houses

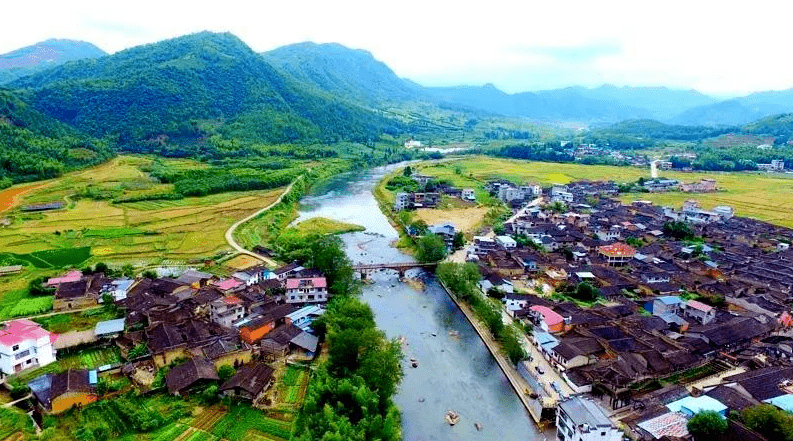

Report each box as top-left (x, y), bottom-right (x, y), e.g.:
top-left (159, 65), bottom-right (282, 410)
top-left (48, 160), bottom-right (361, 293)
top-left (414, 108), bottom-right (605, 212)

top-left (757, 159), bottom-right (785, 172)
top-left (2, 261), bottom-right (330, 415)
top-left (393, 173), bottom-right (476, 211)
top-left (642, 178), bottom-right (718, 194)
top-left (465, 178), bottom-right (793, 440)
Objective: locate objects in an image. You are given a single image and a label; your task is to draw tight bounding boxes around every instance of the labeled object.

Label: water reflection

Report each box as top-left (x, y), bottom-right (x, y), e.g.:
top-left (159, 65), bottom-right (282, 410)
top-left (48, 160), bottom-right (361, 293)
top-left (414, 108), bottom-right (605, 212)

top-left (297, 164), bottom-right (541, 440)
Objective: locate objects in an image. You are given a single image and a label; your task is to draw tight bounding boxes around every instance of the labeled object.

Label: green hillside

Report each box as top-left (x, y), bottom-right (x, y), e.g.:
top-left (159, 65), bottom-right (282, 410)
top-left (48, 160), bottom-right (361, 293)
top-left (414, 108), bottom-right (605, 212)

top-left (0, 90), bottom-right (113, 185)
top-left (262, 42), bottom-right (422, 105)
top-left (10, 32), bottom-right (408, 146)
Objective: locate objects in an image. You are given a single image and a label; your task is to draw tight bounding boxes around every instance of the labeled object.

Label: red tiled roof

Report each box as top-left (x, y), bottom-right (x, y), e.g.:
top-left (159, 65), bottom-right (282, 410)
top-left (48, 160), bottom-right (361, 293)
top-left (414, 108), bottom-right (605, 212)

top-left (598, 242), bottom-right (636, 258)
top-left (530, 305), bottom-right (564, 326)
top-left (46, 270), bottom-right (83, 286)
top-left (286, 277), bottom-right (327, 289)
top-left (686, 299), bottom-right (713, 312)
top-left (222, 296), bottom-right (243, 305)
top-left (213, 278), bottom-right (242, 291)
top-left (0, 319), bottom-right (57, 347)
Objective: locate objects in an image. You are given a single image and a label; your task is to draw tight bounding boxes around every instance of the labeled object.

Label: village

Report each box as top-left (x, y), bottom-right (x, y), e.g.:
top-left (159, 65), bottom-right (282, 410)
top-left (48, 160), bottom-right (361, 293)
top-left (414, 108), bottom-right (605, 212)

top-left (392, 169), bottom-right (793, 441)
top-left (4, 163), bottom-right (793, 441)
top-left (0, 260), bottom-right (328, 438)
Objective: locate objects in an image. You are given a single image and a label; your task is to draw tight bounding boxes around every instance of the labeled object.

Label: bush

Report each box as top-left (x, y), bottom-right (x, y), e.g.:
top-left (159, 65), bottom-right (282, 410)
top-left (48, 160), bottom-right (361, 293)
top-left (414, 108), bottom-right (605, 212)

top-left (687, 410), bottom-right (727, 440)
top-left (415, 234), bottom-right (447, 263)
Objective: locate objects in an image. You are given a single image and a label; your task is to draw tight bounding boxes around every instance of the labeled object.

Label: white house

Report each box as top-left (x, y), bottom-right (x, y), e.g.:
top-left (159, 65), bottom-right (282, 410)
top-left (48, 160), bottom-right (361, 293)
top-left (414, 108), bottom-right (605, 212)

top-left (556, 396), bottom-right (623, 441)
top-left (496, 235), bottom-right (517, 250)
top-left (286, 277), bottom-right (328, 304)
top-left (232, 268), bottom-right (261, 286)
top-left (394, 192), bottom-right (410, 211)
top-left (473, 236), bottom-right (497, 255)
top-left (684, 300), bottom-right (716, 325)
top-left (0, 320), bottom-right (57, 378)
top-left (461, 189), bottom-right (476, 201)
top-left (103, 278), bottom-right (135, 302)
top-left (210, 296), bottom-right (246, 328)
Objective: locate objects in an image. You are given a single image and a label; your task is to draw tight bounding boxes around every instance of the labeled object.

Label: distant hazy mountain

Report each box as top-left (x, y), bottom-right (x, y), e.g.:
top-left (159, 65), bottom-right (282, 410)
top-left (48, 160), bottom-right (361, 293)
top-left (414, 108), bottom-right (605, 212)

top-left (669, 89), bottom-right (793, 126)
top-left (0, 39), bottom-right (106, 84)
top-left (426, 83), bottom-right (651, 123)
top-left (262, 42), bottom-right (423, 104)
top-left (9, 32), bottom-right (407, 144)
top-left (560, 85), bottom-right (716, 120)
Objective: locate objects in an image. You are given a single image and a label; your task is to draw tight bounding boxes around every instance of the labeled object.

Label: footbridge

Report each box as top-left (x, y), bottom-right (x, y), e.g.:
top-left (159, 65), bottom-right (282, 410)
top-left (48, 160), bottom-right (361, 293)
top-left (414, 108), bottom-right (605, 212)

top-left (353, 262), bottom-right (437, 278)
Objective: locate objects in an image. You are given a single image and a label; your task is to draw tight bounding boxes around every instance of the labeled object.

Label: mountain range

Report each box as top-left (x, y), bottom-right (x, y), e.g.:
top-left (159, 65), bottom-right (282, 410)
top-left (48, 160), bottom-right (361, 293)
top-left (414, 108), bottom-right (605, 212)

top-left (3, 31), bottom-right (793, 145)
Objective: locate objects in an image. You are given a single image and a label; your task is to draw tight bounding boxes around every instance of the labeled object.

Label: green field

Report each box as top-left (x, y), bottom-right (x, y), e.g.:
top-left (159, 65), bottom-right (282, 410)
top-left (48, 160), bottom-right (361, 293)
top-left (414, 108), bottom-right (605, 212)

top-left (211, 404), bottom-right (292, 441)
top-left (10, 347), bottom-right (121, 384)
top-left (287, 217), bottom-right (365, 237)
top-left (34, 307), bottom-right (122, 333)
top-left (418, 156), bottom-right (793, 228)
top-left (0, 156), bottom-right (287, 266)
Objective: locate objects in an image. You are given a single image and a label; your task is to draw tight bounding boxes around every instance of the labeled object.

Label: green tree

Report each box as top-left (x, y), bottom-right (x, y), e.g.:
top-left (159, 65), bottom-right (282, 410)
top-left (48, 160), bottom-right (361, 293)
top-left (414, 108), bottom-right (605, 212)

top-left (94, 262), bottom-right (109, 275)
top-left (403, 166), bottom-right (412, 177)
top-left (142, 270), bottom-right (157, 279)
top-left (741, 404), bottom-right (793, 441)
top-left (415, 234), bottom-right (448, 263)
top-left (436, 262), bottom-right (480, 300)
top-left (663, 221), bottom-right (695, 240)
top-left (408, 220), bottom-right (429, 236)
top-left (217, 365), bottom-right (236, 382)
top-left (687, 411), bottom-right (727, 440)
top-left (573, 282), bottom-right (600, 301)
top-left (452, 232), bottom-right (465, 250)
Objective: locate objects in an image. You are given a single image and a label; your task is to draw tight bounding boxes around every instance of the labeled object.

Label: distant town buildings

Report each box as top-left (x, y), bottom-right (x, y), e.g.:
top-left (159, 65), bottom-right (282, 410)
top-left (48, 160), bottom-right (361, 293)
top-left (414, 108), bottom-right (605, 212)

top-left (757, 159), bottom-right (785, 172)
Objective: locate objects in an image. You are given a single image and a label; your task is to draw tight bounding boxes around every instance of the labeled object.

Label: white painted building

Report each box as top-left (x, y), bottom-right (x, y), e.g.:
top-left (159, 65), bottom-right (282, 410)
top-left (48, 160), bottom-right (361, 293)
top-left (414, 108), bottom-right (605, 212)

top-left (394, 192), bottom-right (410, 211)
top-left (286, 277), bottom-right (328, 304)
top-left (0, 320), bottom-right (57, 378)
top-left (210, 296), bottom-right (246, 328)
top-left (556, 396), bottom-right (623, 441)
top-left (461, 188), bottom-right (476, 201)
top-left (496, 235), bottom-right (517, 250)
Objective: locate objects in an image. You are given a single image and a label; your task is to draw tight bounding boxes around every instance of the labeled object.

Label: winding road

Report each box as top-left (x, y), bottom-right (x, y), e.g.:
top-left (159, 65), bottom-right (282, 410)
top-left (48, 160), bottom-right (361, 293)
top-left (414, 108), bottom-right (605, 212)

top-left (224, 177), bottom-right (302, 268)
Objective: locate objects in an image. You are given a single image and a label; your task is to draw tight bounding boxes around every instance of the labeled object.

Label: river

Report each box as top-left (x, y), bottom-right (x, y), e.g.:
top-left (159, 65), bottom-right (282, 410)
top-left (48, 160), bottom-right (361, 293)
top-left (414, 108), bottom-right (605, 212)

top-left (295, 164), bottom-right (543, 441)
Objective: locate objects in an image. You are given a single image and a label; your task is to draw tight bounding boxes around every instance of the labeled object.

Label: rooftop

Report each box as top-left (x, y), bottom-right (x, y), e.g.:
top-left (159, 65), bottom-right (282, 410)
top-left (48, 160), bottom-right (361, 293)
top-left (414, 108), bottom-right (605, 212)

top-left (637, 412), bottom-right (689, 439)
top-left (666, 395), bottom-right (727, 416)
top-left (213, 278), bottom-right (242, 291)
top-left (598, 242), bottom-right (636, 258)
top-left (559, 396), bottom-right (614, 427)
top-left (286, 277), bottom-right (327, 289)
top-left (0, 319), bottom-right (57, 347)
top-left (530, 305), bottom-right (564, 326)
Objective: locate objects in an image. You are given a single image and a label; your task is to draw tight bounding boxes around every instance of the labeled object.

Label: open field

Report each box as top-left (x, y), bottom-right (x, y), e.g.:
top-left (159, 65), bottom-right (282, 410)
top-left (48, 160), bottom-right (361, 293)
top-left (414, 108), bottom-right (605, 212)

top-left (419, 156), bottom-right (793, 229)
top-left (413, 207), bottom-right (489, 235)
top-left (0, 156), bottom-right (287, 266)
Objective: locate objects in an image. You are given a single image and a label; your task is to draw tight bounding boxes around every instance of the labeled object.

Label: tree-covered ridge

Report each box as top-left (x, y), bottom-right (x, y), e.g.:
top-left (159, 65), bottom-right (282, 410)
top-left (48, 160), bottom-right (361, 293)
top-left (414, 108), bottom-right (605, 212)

top-left (9, 32), bottom-right (409, 146)
top-left (0, 90), bottom-right (113, 185)
top-left (262, 42), bottom-right (423, 105)
top-left (0, 39), bottom-right (106, 85)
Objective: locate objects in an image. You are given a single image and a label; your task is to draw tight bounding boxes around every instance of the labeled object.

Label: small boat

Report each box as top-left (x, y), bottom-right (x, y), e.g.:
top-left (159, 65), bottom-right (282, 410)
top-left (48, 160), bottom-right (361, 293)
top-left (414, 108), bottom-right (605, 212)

top-left (474, 422), bottom-right (483, 431)
top-left (411, 361), bottom-right (419, 368)
top-left (445, 410), bottom-right (460, 425)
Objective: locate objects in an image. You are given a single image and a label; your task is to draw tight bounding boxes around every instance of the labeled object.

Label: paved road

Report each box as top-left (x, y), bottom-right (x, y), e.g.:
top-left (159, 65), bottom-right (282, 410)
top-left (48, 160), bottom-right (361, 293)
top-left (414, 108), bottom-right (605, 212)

top-left (224, 177), bottom-right (302, 268)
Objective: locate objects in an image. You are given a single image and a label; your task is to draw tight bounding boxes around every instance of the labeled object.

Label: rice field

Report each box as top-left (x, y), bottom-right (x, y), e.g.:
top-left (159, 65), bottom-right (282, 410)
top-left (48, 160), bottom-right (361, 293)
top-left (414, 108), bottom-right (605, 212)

top-left (418, 156), bottom-right (793, 229)
top-left (0, 156), bottom-right (287, 265)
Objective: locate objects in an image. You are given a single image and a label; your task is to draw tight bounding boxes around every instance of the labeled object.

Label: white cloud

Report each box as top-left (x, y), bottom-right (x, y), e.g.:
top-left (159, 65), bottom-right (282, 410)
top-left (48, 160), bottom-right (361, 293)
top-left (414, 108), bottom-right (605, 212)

top-left (3, 0), bottom-right (793, 96)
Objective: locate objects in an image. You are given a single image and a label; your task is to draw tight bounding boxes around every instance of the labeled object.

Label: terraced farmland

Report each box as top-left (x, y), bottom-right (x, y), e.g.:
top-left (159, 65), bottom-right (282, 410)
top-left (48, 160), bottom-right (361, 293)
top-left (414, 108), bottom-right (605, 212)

top-left (0, 156), bottom-right (287, 265)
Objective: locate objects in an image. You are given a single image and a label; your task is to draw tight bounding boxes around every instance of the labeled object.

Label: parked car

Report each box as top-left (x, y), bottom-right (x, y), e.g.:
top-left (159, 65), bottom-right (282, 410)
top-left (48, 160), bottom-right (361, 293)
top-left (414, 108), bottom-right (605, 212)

top-left (535, 365), bottom-right (544, 375)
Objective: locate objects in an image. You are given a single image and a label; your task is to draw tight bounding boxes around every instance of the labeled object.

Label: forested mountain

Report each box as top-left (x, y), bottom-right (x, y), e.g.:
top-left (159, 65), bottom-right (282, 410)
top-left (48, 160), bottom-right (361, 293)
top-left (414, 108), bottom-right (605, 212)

top-left (0, 39), bottom-right (106, 85)
top-left (9, 32), bottom-right (408, 146)
top-left (0, 90), bottom-right (113, 186)
top-left (262, 42), bottom-right (422, 105)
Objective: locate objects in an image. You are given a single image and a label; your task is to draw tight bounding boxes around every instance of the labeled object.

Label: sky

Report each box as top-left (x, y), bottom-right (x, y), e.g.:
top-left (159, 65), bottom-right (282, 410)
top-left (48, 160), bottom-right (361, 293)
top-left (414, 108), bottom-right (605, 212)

top-left (4, 0), bottom-right (792, 97)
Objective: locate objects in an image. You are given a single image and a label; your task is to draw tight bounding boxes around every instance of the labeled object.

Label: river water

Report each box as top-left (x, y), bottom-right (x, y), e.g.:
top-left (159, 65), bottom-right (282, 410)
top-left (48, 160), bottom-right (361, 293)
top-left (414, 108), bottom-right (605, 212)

top-left (295, 164), bottom-right (542, 441)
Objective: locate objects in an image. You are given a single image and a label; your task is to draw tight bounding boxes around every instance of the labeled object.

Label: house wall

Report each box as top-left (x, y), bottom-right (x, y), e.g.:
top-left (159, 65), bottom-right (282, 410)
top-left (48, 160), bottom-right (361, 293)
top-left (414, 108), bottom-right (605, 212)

top-left (153, 347), bottom-right (190, 368)
top-left (211, 349), bottom-right (252, 370)
top-left (51, 391), bottom-right (97, 414)
top-left (53, 296), bottom-right (96, 312)
top-left (0, 335), bottom-right (56, 377)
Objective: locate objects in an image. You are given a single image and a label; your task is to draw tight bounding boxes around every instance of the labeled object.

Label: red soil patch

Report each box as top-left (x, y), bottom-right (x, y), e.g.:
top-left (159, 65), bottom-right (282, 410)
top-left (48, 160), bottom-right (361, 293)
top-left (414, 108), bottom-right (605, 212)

top-left (0, 183), bottom-right (46, 213)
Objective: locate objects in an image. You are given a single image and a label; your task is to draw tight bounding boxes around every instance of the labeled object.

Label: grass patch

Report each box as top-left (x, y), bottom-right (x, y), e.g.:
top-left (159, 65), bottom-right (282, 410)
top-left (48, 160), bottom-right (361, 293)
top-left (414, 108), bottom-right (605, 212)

top-left (7, 296), bottom-right (53, 317)
top-left (34, 308), bottom-right (122, 333)
top-left (287, 217), bottom-right (364, 236)
top-left (0, 407), bottom-right (35, 439)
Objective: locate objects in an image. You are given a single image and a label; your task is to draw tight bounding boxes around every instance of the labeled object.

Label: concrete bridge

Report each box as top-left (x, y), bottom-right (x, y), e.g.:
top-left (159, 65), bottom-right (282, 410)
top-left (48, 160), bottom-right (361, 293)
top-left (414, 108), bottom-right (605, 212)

top-left (353, 262), bottom-right (437, 278)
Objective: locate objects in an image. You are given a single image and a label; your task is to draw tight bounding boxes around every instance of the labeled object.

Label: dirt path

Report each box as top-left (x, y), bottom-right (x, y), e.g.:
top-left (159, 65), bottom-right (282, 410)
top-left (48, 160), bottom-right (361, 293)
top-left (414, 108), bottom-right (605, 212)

top-left (224, 176), bottom-right (302, 268)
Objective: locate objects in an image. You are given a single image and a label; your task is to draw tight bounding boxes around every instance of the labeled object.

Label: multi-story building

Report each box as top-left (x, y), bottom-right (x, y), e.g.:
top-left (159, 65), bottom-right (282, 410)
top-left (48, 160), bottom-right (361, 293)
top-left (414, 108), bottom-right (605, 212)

top-left (285, 277), bottom-right (328, 304)
top-left (0, 319), bottom-right (57, 378)
top-left (394, 192), bottom-right (410, 211)
top-left (556, 396), bottom-right (623, 441)
top-left (473, 236), bottom-right (497, 255)
top-left (597, 243), bottom-right (636, 266)
top-left (210, 296), bottom-right (246, 328)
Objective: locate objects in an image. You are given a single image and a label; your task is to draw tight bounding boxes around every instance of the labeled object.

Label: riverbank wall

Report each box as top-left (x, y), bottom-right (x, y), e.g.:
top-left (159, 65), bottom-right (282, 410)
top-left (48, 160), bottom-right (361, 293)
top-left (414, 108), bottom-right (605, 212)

top-left (437, 278), bottom-right (548, 425)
